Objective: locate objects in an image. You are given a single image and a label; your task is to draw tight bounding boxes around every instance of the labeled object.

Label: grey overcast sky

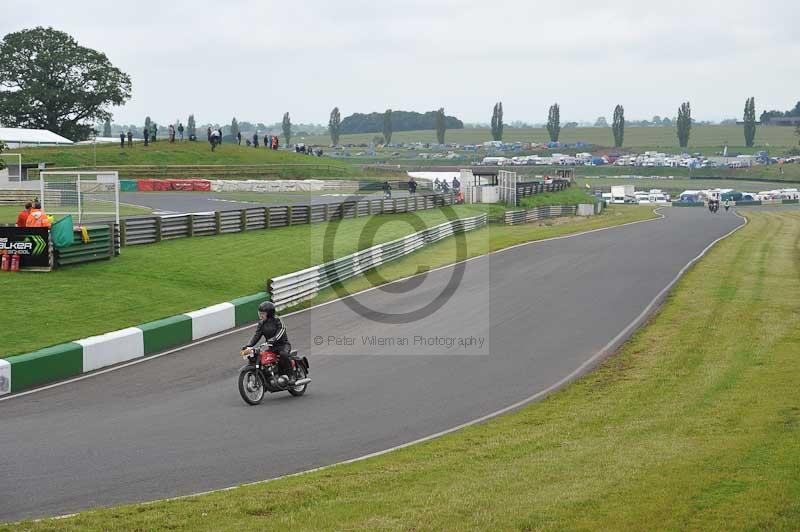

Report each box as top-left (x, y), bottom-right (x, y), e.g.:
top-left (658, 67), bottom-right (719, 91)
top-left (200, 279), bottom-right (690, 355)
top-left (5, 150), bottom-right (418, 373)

top-left (3, 0), bottom-right (799, 126)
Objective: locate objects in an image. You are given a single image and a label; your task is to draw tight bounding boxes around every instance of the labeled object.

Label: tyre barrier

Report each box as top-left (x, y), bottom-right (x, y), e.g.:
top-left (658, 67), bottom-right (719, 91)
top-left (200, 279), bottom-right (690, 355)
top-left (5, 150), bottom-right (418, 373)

top-left (0, 292), bottom-right (268, 396)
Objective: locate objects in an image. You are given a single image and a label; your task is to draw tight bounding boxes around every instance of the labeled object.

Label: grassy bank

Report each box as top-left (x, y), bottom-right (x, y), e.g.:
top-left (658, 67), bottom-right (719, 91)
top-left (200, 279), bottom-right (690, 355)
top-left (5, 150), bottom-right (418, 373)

top-left (13, 141), bottom-right (364, 179)
top-left (15, 208), bottom-right (799, 531)
top-left (519, 187), bottom-right (597, 208)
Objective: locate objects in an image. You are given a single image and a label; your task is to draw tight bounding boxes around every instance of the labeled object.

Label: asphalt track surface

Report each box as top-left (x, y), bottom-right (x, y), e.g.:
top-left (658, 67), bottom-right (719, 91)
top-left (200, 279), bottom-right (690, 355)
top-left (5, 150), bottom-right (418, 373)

top-left (0, 208), bottom-right (743, 522)
top-left (120, 190), bottom-right (414, 214)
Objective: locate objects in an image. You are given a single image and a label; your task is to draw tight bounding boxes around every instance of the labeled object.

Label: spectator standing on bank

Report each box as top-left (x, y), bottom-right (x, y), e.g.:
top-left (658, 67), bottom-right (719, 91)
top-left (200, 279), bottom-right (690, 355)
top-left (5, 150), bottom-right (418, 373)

top-left (119, 132), bottom-right (125, 149)
top-left (143, 127), bottom-right (150, 147)
top-left (168, 124), bottom-right (175, 143)
top-left (207, 127), bottom-right (212, 145)
top-left (127, 130), bottom-right (133, 147)
top-left (151, 124), bottom-right (158, 142)
top-left (178, 123), bottom-right (184, 141)
top-left (16, 202), bottom-right (32, 227)
top-left (253, 132), bottom-right (259, 148)
top-left (237, 131), bottom-right (242, 145)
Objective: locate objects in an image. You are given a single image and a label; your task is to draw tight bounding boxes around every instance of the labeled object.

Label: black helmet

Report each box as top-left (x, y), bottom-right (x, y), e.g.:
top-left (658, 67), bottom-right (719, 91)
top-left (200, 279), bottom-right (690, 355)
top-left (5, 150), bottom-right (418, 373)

top-left (258, 301), bottom-right (276, 318)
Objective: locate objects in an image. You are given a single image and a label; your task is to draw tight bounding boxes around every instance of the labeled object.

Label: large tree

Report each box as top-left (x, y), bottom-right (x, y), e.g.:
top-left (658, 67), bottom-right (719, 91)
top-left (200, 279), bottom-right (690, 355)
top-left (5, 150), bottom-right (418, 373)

top-left (676, 101), bottom-right (692, 148)
top-left (491, 102), bottom-right (504, 141)
top-left (435, 107), bottom-right (446, 144)
top-left (230, 117), bottom-right (239, 141)
top-left (546, 103), bottom-right (561, 142)
top-left (612, 105), bottom-right (625, 147)
top-left (743, 97), bottom-right (756, 148)
top-left (0, 27), bottom-right (131, 141)
top-left (382, 109), bottom-right (393, 145)
top-left (282, 112), bottom-right (292, 145)
top-left (329, 107), bottom-right (341, 146)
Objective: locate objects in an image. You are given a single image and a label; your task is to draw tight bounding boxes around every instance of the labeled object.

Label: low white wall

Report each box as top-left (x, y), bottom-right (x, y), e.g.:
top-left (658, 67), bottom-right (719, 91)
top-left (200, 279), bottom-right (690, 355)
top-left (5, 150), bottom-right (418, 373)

top-left (78, 327), bottom-right (145, 372)
top-left (186, 303), bottom-right (236, 340)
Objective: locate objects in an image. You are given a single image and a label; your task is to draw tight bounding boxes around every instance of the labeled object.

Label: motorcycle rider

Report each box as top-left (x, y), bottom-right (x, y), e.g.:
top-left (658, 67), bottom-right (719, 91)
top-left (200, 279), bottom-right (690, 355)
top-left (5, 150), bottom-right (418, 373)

top-left (243, 301), bottom-right (294, 384)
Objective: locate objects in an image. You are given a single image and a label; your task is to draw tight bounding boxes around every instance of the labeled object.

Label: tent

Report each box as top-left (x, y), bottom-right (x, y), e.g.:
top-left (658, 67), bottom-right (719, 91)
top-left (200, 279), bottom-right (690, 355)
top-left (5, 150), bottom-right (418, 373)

top-left (0, 128), bottom-right (73, 148)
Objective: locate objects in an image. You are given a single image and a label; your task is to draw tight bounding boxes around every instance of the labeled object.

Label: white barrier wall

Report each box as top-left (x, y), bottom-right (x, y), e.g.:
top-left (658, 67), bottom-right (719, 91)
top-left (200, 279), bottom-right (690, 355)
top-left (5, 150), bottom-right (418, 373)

top-left (0, 359), bottom-right (10, 395)
top-left (78, 327), bottom-right (145, 372)
top-left (186, 303), bottom-right (236, 340)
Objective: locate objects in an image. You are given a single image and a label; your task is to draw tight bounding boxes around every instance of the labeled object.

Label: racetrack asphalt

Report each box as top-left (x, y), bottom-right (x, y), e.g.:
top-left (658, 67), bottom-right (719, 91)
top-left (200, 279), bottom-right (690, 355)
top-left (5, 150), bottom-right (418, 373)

top-left (0, 207), bottom-right (744, 522)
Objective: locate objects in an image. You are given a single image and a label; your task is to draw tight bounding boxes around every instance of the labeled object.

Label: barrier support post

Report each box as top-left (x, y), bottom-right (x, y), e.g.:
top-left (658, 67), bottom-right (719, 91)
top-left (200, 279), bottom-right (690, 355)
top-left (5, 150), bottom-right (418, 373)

top-left (155, 216), bottom-right (162, 243)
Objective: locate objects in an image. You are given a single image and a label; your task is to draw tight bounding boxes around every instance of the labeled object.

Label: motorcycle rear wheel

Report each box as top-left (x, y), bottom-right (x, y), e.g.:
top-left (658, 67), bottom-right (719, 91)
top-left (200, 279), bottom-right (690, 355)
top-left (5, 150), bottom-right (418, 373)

top-left (239, 368), bottom-right (265, 405)
top-left (288, 365), bottom-right (308, 396)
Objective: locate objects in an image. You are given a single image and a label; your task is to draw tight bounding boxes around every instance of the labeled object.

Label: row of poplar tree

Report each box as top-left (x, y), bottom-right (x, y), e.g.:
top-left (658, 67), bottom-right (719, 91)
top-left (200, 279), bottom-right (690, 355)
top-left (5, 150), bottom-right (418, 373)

top-left (486, 99), bottom-right (760, 149)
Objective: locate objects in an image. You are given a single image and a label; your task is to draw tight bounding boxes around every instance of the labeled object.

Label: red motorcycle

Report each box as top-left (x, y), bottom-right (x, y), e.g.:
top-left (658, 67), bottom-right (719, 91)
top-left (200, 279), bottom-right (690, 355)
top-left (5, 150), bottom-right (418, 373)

top-left (238, 343), bottom-right (310, 405)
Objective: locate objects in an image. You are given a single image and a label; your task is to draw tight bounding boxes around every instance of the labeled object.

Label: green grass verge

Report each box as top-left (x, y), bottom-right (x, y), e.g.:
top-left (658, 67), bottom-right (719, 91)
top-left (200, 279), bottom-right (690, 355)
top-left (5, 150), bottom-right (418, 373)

top-left (13, 208), bottom-right (799, 531)
top-left (519, 187), bottom-right (597, 208)
top-left (0, 206), bottom-right (483, 357)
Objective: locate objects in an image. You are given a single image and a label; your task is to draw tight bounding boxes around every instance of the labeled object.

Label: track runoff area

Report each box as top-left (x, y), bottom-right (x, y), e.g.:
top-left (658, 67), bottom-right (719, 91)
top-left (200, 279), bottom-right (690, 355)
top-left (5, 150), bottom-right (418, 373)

top-left (0, 206), bottom-right (747, 523)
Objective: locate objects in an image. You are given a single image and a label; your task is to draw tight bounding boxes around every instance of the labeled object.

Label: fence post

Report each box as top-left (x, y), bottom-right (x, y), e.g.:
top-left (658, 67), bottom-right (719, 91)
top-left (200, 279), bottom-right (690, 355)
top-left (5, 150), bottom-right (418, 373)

top-left (287, 205), bottom-right (293, 226)
top-left (120, 220), bottom-right (127, 247)
top-left (215, 211), bottom-right (222, 234)
top-left (188, 214), bottom-right (194, 237)
top-left (325, 203), bottom-right (330, 220)
top-left (308, 205), bottom-right (313, 224)
top-left (155, 216), bottom-right (162, 242)
top-left (392, 198), bottom-right (397, 212)
top-left (240, 209), bottom-right (247, 232)
top-left (368, 200), bottom-right (373, 216)
top-left (265, 207), bottom-right (270, 229)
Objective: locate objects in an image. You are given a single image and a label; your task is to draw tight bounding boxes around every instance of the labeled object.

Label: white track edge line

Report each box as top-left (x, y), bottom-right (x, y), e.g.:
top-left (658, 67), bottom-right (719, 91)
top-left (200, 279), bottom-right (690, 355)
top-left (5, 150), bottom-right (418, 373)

top-left (1, 207), bottom-right (665, 403)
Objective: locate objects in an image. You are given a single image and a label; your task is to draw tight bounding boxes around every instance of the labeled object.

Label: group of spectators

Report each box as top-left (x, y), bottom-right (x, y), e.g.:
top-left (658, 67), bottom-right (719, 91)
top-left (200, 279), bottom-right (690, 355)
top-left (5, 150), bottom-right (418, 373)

top-left (245, 132), bottom-right (281, 150)
top-left (15, 201), bottom-right (51, 228)
top-left (295, 144), bottom-right (323, 157)
top-left (117, 123), bottom-right (186, 148)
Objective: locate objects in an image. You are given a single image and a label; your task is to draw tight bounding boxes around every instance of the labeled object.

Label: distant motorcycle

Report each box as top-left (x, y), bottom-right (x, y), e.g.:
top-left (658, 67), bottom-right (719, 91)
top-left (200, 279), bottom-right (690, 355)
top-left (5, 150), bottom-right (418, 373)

top-left (238, 343), bottom-right (310, 405)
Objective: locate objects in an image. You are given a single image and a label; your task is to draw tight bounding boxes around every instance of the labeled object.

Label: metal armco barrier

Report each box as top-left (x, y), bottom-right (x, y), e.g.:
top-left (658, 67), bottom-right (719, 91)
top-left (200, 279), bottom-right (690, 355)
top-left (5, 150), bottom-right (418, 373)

top-left (119, 193), bottom-right (453, 246)
top-left (268, 213), bottom-right (488, 310)
top-left (504, 205), bottom-right (578, 225)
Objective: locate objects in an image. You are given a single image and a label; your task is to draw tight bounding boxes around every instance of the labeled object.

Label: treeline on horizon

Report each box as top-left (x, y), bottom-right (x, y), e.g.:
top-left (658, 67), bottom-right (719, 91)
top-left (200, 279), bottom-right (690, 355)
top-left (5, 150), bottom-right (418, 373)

top-left (340, 111), bottom-right (463, 134)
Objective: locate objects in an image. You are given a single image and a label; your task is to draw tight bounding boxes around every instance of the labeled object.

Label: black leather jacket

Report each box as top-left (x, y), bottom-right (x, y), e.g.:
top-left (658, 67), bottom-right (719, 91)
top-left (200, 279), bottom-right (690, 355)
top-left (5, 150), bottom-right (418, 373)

top-left (247, 316), bottom-right (289, 349)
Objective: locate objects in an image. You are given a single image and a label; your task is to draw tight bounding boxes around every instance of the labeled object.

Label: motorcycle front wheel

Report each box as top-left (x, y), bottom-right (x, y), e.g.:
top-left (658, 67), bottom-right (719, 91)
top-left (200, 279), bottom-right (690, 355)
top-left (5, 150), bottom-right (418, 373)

top-left (238, 368), bottom-right (265, 405)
